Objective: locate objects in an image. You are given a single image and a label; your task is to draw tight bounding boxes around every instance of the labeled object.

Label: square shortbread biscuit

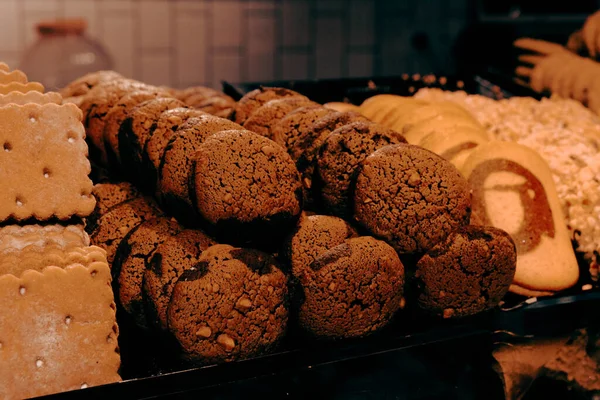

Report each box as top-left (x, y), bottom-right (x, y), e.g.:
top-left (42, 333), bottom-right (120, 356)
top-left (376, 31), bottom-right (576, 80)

top-left (0, 103), bottom-right (95, 221)
top-left (0, 263), bottom-right (121, 399)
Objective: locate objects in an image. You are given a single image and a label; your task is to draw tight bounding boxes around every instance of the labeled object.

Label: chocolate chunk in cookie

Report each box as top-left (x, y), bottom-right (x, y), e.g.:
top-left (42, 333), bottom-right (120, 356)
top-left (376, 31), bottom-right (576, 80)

top-left (414, 226), bottom-right (516, 318)
top-left (354, 143), bottom-right (471, 254)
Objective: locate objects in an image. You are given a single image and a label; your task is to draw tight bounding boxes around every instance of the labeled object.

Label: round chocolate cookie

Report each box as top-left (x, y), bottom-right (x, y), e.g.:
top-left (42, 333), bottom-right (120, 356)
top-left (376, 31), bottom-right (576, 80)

top-left (298, 236), bottom-right (405, 339)
top-left (283, 214), bottom-right (356, 278)
top-left (142, 107), bottom-right (208, 191)
top-left (413, 226), bottom-right (516, 318)
top-left (103, 90), bottom-right (167, 168)
top-left (118, 97), bottom-right (187, 186)
top-left (231, 87), bottom-right (303, 125)
top-left (90, 197), bottom-right (164, 265)
top-left (167, 245), bottom-right (288, 364)
top-left (113, 217), bottom-right (183, 327)
top-left (354, 144), bottom-right (471, 254)
top-left (295, 111), bottom-right (369, 205)
top-left (157, 116), bottom-right (244, 223)
top-left (190, 130), bottom-right (302, 249)
top-left (143, 229), bottom-right (216, 330)
top-left (186, 94), bottom-right (236, 118)
top-left (242, 96), bottom-right (315, 139)
top-left (316, 122), bottom-right (406, 218)
top-left (60, 70), bottom-right (123, 98)
top-left (271, 106), bottom-right (335, 160)
top-left (87, 182), bottom-right (142, 232)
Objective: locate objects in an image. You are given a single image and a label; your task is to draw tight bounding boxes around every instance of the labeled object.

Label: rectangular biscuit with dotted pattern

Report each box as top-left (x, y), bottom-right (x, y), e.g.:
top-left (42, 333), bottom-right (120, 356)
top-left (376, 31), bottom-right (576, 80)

top-left (0, 103), bottom-right (95, 221)
top-left (0, 245), bottom-right (107, 277)
top-left (0, 262), bottom-right (121, 399)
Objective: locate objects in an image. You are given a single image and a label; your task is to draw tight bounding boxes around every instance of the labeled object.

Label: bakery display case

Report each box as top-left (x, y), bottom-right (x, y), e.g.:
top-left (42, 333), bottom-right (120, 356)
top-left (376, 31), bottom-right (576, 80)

top-left (2, 1), bottom-right (600, 398)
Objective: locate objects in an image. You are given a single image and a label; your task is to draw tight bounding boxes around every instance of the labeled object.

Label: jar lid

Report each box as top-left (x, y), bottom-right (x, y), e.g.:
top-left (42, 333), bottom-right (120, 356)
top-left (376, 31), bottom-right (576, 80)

top-left (36, 19), bottom-right (87, 36)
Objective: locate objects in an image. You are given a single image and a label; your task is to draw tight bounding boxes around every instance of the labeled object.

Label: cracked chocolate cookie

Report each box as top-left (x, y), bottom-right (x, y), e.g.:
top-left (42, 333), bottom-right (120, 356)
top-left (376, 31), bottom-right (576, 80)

top-left (190, 130), bottom-right (302, 249)
top-left (143, 229), bottom-right (216, 330)
top-left (283, 213), bottom-right (357, 279)
top-left (157, 115), bottom-right (244, 223)
top-left (298, 236), bottom-right (405, 339)
top-left (90, 197), bottom-right (164, 265)
top-left (316, 121), bottom-right (406, 218)
top-left (118, 97), bottom-right (187, 186)
top-left (413, 226), bottom-right (516, 318)
top-left (242, 96), bottom-right (315, 139)
top-left (87, 181), bottom-right (141, 231)
top-left (231, 87), bottom-right (303, 125)
top-left (142, 107), bottom-right (208, 191)
top-left (113, 217), bottom-right (183, 328)
top-left (295, 111), bottom-right (370, 207)
top-left (354, 144), bottom-right (471, 254)
top-left (167, 245), bottom-right (288, 364)
top-left (271, 106), bottom-right (335, 160)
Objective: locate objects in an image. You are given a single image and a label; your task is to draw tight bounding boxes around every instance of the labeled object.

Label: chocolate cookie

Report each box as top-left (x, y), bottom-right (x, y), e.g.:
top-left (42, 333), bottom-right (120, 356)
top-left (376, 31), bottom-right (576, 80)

top-left (316, 122), bottom-right (406, 218)
top-left (354, 144), bottom-right (471, 254)
top-left (190, 130), bottom-right (302, 249)
top-left (167, 245), bottom-right (288, 364)
top-left (113, 217), bottom-right (183, 327)
top-left (60, 70), bottom-right (123, 98)
top-left (87, 182), bottom-right (142, 232)
top-left (143, 229), bottom-right (216, 330)
top-left (142, 107), bottom-right (207, 191)
top-left (157, 116), bottom-right (244, 223)
top-left (413, 226), bottom-right (516, 318)
top-left (103, 90), bottom-right (166, 168)
top-left (298, 236), bottom-right (405, 339)
top-left (231, 87), bottom-right (303, 125)
top-left (118, 97), bottom-right (187, 186)
top-left (295, 111), bottom-right (369, 204)
top-left (242, 96), bottom-right (315, 139)
top-left (90, 197), bottom-right (163, 265)
top-left (271, 106), bottom-right (335, 160)
top-left (283, 214), bottom-right (356, 278)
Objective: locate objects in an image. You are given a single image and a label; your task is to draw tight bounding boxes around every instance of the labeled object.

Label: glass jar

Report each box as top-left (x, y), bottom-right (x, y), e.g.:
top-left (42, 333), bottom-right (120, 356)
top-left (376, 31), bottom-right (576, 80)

top-left (19, 19), bottom-right (113, 91)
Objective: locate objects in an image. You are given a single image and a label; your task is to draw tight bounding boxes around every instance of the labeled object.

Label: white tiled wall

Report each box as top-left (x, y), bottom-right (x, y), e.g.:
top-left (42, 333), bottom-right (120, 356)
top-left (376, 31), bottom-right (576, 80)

top-left (0, 0), bottom-right (469, 88)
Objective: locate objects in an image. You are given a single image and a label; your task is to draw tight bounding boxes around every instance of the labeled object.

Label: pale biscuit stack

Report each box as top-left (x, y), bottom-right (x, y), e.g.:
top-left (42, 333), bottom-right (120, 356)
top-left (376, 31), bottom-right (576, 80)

top-left (358, 94), bottom-right (491, 170)
top-left (0, 63), bottom-right (121, 399)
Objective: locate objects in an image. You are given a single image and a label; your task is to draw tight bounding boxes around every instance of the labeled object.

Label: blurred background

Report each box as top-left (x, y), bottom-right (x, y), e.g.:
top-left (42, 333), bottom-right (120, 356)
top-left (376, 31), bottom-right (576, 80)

top-left (0, 0), bottom-right (596, 89)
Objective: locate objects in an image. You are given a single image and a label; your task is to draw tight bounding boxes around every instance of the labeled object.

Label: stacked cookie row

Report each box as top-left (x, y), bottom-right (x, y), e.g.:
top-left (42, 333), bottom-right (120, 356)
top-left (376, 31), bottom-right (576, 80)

top-left (59, 70), bottom-right (236, 170)
top-left (0, 64), bottom-right (120, 399)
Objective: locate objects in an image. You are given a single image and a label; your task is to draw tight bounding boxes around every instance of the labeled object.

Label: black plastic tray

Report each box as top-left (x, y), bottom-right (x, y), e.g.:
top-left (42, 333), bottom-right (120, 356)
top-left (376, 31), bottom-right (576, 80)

top-left (37, 73), bottom-right (596, 399)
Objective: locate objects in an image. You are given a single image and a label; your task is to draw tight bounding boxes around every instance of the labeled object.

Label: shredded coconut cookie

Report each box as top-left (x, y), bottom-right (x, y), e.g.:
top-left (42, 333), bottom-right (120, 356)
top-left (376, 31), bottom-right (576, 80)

top-left (416, 89), bottom-right (600, 278)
